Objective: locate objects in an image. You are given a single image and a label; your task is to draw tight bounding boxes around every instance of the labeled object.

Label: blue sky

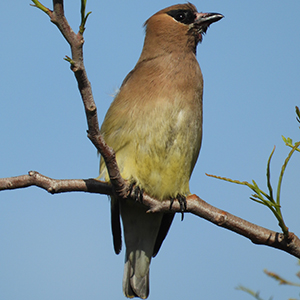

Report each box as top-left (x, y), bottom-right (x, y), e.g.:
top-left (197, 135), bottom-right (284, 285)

top-left (1, 1), bottom-right (300, 299)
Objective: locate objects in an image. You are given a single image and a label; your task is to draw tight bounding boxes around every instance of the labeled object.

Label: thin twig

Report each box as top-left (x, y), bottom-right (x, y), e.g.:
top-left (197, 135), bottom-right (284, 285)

top-left (31, 0), bottom-right (129, 198)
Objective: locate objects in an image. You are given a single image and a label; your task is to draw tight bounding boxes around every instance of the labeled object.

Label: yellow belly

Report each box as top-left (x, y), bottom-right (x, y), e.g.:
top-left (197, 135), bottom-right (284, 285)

top-left (100, 100), bottom-right (202, 200)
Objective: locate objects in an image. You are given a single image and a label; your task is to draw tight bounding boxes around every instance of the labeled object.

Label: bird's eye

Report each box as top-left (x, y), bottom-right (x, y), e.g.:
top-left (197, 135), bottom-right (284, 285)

top-left (175, 13), bottom-right (185, 21)
top-left (167, 9), bottom-right (196, 25)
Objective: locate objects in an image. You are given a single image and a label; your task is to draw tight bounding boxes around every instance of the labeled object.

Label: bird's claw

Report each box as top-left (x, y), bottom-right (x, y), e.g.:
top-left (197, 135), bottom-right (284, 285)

top-left (170, 194), bottom-right (187, 221)
top-left (130, 184), bottom-right (144, 203)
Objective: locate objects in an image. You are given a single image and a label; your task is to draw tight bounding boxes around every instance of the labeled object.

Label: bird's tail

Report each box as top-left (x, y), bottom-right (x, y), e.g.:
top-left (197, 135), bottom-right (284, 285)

top-left (123, 248), bottom-right (150, 299)
top-left (120, 199), bottom-right (164, 299)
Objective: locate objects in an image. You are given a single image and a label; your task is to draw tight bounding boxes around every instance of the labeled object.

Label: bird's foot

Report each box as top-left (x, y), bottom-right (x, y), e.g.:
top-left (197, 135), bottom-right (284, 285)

top-left (129, 184), bottom-right (144, 203)
top-left (170, 194), bottom-right (187, 221)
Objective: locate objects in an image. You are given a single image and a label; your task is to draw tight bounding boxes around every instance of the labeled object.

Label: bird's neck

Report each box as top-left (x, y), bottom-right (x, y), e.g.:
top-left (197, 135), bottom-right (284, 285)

top-left (138, 32), bottom-right (197, 63)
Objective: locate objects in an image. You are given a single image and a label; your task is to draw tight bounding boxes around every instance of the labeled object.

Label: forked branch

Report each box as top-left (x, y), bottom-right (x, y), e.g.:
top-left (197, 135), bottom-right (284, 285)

top-left (1, 0), bottom-right (299, 260)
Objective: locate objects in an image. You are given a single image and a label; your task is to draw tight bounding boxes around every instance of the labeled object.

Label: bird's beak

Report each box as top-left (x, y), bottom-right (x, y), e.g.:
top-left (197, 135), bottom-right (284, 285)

top-left (191, 12), bottom-right (223, 40)
top-left (194, 12), bottom-right (224, 27)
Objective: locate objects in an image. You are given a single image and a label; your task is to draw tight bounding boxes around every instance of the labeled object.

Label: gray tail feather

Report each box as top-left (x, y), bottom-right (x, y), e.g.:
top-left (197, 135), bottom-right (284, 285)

top-left (123, 251), bottom-right (150, 299)
top-left (120, 200), bottom-right (165, 299)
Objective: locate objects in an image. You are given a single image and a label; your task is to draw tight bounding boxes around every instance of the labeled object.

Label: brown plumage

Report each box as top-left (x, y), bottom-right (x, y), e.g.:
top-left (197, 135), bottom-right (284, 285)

top-left (99, 3), bottom-right (223, 298)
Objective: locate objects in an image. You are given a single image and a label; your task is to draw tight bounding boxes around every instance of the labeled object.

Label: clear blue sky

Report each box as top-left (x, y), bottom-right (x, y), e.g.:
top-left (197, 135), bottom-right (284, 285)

top-left (1, 1), bottom-right (300, 299)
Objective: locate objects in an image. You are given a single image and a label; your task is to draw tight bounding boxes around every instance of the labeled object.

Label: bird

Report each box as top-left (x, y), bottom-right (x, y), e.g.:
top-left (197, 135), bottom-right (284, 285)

top-left (99, 3), bottom-right (223, 299)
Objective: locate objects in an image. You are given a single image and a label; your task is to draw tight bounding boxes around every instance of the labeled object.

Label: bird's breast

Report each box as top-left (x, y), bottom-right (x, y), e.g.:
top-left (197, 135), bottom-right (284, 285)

top-left (100, 53), bottom-right (203, 200)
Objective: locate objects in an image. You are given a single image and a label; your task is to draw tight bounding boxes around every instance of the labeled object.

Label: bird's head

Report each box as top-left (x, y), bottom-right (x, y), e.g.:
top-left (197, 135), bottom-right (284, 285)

top-left (141, 3), bottom-right (223, 57)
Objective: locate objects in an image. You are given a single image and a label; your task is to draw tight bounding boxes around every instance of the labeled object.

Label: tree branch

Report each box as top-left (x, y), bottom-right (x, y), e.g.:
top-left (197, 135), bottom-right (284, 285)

top-left (31, 0), bottom-right (129, 199)
top-left (1, 0), bottom-right (299, 261)
top-left (145, 193), bottom-right (300, 259)
top-left (0, 171), bottom-right (112, 195)
top-left (1, 171), bottom-right (300, 259)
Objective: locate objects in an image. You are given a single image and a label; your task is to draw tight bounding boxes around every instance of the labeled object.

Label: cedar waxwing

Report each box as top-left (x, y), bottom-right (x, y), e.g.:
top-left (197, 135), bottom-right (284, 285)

top-left (99, 3), bottom-right (223, 299)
